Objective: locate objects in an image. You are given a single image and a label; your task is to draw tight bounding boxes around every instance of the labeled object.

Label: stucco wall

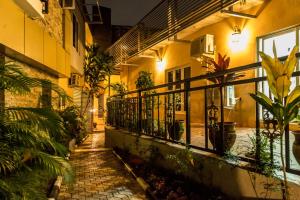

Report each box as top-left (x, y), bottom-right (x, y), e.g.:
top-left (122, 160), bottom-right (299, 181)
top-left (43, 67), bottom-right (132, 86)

top-left (105, 127), bottom-right (300, 200)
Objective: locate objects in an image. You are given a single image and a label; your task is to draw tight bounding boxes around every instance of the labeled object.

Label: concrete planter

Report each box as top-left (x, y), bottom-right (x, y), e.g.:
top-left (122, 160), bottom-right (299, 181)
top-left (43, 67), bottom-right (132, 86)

top-left (105, 126), bottom-right (300, 200)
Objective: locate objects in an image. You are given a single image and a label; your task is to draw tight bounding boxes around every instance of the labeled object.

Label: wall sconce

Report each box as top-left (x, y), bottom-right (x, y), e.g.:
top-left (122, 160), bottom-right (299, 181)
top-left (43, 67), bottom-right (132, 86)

top-left (40, 0), bottom-right (49, 14)
top-left (232, 26), bottom-right (241, 43)
top-left (229, 26), bottom-right (250, 53)
top-left (157, 59), bottom-right (166, 72)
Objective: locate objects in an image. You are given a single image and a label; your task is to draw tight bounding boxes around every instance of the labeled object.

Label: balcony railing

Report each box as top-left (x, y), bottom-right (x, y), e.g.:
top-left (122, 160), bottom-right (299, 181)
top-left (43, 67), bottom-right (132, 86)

top-left (107, 0), bottom-right (238, 65)
top-left (106, 53), bottom-right (300, 176)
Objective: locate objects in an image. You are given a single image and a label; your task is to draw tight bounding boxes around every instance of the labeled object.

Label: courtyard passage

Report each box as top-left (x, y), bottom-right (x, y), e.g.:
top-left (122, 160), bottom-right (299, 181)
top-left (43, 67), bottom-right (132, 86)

top-left (58, 131), bottom-right (148, 200)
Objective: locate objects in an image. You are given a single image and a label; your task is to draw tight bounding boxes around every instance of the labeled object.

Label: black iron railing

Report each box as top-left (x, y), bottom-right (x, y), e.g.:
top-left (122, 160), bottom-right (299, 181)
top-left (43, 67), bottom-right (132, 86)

top-left (106, 53), bottom-right (300, 176)
top-left (107, 0), bottom-right (239, 65)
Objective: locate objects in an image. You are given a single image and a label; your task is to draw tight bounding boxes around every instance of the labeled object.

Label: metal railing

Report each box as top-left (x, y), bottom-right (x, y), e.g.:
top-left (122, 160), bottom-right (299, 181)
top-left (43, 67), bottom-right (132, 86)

top-left (106, 0), bottom-right (238, 65)
top-left (106, 53), bottom-right (300, 176)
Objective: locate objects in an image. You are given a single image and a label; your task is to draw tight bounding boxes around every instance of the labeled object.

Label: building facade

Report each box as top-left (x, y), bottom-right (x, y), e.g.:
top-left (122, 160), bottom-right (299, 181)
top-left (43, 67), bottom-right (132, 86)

top-left (0, 0), bottom-right (95, 128)
top-left (108, 0), bottom-right (300, 129)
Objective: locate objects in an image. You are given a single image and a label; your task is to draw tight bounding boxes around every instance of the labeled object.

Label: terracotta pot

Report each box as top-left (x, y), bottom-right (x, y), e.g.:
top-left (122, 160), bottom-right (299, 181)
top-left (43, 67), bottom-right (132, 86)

top-left (292, 131), bottom-right (300, 165)
top-left (209, 122), bottom-right (237, 152)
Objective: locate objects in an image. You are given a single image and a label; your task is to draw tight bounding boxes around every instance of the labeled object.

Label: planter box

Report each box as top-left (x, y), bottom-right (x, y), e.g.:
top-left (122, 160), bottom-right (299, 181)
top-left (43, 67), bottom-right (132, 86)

top-left (105, 126), bottom-right (300, 200)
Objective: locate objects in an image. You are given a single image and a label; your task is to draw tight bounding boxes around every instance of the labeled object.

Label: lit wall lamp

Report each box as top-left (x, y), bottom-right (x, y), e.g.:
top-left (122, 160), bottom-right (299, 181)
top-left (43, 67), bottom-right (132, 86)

top-left (40, 0), bottom-right (49, 14)
top-left (154, 47), bottom-right (168, 72)
top-left (229, 25), bottom-right (249, 53)
top-left (156, 59), bottom-right (166, 72)
top-left (232, 26), bottom-right (241, 43)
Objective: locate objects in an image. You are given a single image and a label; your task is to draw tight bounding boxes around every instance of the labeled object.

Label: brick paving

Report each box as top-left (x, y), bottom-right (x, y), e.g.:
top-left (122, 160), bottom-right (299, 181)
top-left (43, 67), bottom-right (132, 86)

top-left (58, 131), bottom-right (148, 200)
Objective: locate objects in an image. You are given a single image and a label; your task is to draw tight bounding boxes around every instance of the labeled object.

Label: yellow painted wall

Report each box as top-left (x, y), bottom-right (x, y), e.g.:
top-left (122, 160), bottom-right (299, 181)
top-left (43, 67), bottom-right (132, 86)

top-left (121, 0), bottom-right (300, 128)
top-left (0, 0), bottom-right (70, 78)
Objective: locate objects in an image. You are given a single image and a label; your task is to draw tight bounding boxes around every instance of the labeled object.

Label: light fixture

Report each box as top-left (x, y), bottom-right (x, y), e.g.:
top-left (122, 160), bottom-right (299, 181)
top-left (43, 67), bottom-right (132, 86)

top-left (157, 59), bottom-right (166, 72)
top-left (231, 26), bottom-right (241, 43)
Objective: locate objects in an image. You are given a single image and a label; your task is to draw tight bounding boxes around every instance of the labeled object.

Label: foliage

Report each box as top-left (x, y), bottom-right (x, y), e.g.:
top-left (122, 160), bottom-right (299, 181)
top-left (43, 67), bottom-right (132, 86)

top-left (204, 53), bottom-right (244, 83)
top-left (58, 106), bottom-right (87, 145)
top-left (111, 82), bottom-right (127, 97)
top-left (246, 134), bottom-right (282, 199)
top-left (135, 71), bottom-right (154, 90)
top-left (249, 43), bottom-right (299, 200)
top-left (84, 44), bottom-right (114, 94)
top-left (167, 147), bottom-right (203, 175)
top-left (83, 43), bottom-right (115, 114)
top-left (0, 61), bottom-right (74, 199)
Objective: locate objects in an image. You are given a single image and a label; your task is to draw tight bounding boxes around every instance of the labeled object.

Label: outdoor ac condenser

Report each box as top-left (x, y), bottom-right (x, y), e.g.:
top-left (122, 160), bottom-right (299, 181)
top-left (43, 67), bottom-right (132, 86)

top-left (190, 34), bottom-right (215, 58)
top-left (13, 0), bottom-right (44, 19)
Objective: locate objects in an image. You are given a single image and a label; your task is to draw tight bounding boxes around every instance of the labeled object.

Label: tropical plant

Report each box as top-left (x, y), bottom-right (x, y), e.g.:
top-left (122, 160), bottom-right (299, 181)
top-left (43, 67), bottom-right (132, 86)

top-left (135, 71), bottom-right (155, 134)
top-left (111, 82), bottom-right (127, 97)
top-left (83, 43), bottom-right (115, 115)
top-left (135, 71), bottom-right (154, 90)
top-left (58, 106), bottom-right (87, 145)
top-left (204, 53), bottom-right (244, 84)
top-left (0, 60), bottom-right (73, 199)
top-left (250, 43), bottom-right (300, 200)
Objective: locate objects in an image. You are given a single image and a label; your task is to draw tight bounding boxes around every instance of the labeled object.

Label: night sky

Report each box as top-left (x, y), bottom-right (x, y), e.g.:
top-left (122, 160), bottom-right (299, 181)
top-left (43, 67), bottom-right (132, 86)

top-left (100, 0), bottom-right (161, 26)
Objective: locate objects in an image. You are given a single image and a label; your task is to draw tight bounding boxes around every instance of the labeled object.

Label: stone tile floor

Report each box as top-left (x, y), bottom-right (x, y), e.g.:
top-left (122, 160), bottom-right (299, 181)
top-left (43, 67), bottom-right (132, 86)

top-left (58, 131), bottom-right (148, 200)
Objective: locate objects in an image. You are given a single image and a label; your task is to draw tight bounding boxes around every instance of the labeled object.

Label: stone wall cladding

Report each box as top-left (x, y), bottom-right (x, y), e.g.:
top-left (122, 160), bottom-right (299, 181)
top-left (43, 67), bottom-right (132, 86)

top-left (37, 0), bottom-right (63, 45)
top-left (5, 57), bottom-right (58, 108)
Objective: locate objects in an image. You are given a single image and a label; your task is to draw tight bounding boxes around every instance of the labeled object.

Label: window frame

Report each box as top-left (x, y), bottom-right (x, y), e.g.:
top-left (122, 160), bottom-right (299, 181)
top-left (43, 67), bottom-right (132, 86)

top-left (257, 26), bottom-right (300, 119)
top-left (72, 13), bottom-right (79, 51)
top-left (166, 66), bottom-right (191, 113)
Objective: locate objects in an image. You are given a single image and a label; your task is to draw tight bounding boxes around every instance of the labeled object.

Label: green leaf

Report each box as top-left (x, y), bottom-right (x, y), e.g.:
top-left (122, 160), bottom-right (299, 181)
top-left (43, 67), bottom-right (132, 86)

top-left (286, 86), bottom-right (300, 104)
top-left (284, 46), bottom-right (299, 78)
top-left (250, 93), bottom-right (275, 116)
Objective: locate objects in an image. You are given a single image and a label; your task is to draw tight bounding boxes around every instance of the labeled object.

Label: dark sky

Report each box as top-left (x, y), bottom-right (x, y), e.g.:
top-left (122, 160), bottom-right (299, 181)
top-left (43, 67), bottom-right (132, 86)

top-left (100, 0), bottom-right (161, 26)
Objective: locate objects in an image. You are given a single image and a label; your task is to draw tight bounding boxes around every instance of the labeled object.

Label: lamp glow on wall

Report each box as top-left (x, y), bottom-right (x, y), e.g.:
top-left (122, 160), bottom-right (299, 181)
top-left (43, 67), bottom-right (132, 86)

top-left (155, 47), bottom-right (167, 72)
top-left (229, 25), bottom-right (250, 53)
top-left (157, 59), bottom-right (166, 72)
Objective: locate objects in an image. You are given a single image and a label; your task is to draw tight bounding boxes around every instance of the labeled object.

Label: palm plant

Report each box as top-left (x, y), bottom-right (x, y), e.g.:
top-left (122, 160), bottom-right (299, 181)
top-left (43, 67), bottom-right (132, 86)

top-left (83, 43), bottom-right (115, 115)
top-left (250, 43), bottom-right (300, 200)
top-left (0, 60), bottom-right (73, 199)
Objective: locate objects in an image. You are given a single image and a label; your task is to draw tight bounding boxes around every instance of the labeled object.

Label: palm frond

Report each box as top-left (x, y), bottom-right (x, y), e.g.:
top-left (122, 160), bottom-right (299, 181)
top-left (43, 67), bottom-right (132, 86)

top-left (5, 107), bottom-right (66, 138)
top-left (1, 169), bottom-right (52, 200)
top-left (0, 143), bottom-right (20, 175)
top-left (33, 151), bottom-right (74, 184)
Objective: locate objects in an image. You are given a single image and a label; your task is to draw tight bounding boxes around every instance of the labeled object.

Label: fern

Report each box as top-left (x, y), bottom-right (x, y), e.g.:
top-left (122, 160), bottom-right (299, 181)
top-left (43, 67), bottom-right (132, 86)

top-left (0, 61), bottom-right (74, 199)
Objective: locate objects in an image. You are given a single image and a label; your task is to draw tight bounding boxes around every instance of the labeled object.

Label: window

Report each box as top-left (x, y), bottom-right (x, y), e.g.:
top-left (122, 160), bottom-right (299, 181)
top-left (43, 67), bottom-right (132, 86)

top-left (72, 14), bottom-right (78, 50)
top-left (257, 26), bottom-right (300, 118)
top-left (166, 66), bottom-right (191, 112)
top-left (225, 86), bottom-right (236, 107)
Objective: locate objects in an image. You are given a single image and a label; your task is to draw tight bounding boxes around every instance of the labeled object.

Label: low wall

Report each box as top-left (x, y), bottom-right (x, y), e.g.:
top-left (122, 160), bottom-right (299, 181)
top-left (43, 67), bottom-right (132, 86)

top-left (105, 126), bottom-right (300, 200)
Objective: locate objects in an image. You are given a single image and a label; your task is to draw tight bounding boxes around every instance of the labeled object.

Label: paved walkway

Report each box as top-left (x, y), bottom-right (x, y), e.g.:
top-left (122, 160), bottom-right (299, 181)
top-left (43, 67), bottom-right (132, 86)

top-left (58, 131), bottom-right (148, 200)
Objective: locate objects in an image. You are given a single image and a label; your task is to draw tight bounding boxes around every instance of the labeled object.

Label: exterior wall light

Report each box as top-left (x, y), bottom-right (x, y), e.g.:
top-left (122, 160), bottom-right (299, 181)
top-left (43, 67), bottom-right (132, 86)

top-left (157, 59), bottom-right (166, 72)
top-left (232, 26), bottom-right (241, 43)
top-left (229, 26), bottom-right (249, 53)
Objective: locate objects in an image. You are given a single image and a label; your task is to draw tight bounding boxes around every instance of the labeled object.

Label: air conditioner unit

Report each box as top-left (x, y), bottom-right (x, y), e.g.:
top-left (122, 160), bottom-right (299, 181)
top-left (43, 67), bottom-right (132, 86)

top-left (68, 73), bottom-right (81, 87)
top-left (13, 0), bottom-right (44, 19)
top-left (190, 34), bottom-right (215, 58)
top-left (62, 0), bottom-right (75, 9)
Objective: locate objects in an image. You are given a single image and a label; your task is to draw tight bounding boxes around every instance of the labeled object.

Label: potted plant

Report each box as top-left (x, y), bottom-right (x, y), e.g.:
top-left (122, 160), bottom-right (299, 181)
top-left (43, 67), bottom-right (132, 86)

top-left (135, 71), bottom-right (154, 134)
top-left (204, 53), bottom-right (244, 152)
top-left (250, 43), bottom-right (300, 200)
top-left (111, 82), bottom-right (128, 98)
